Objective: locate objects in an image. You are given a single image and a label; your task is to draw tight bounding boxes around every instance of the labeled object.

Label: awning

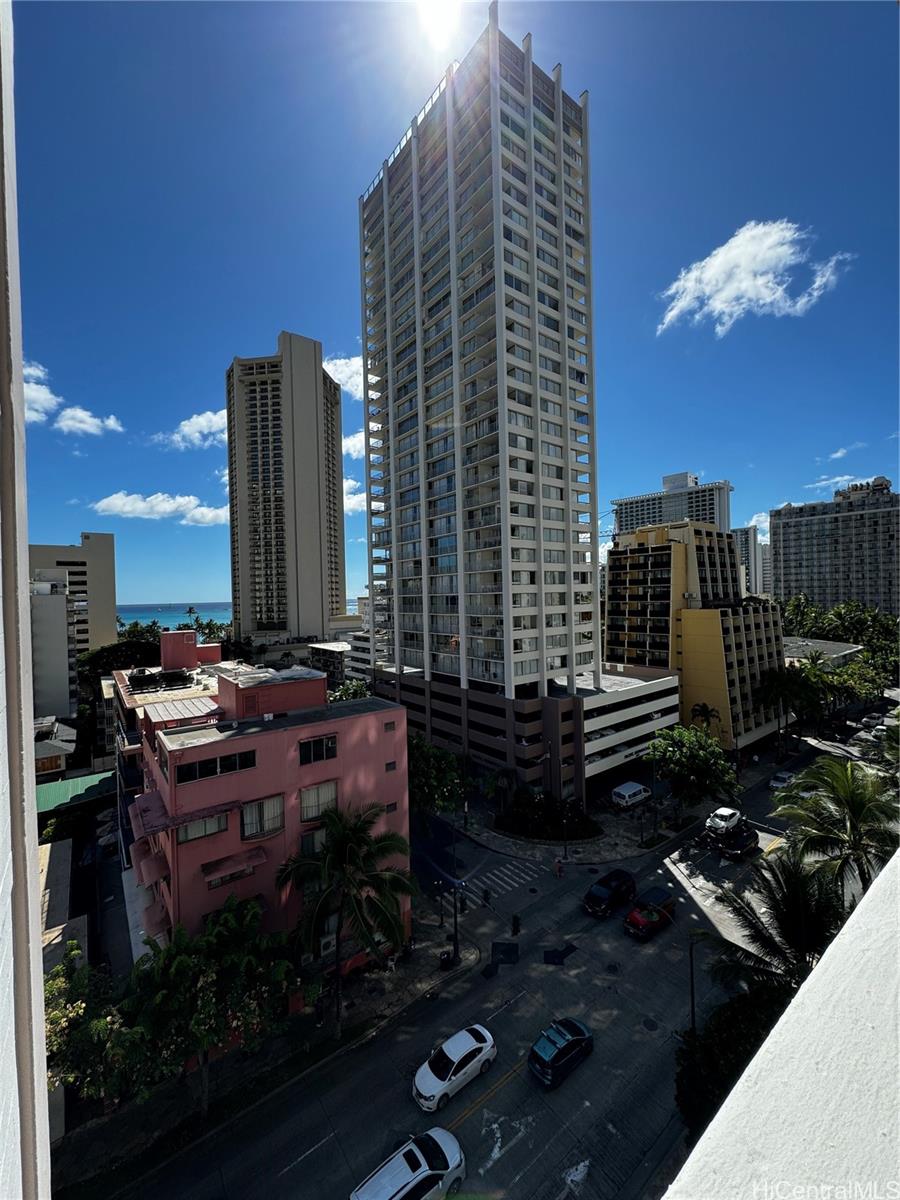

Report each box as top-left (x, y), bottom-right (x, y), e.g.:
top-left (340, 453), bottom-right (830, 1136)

top-left (141, 852), bottom-right (170, 886)
top-left (128, 790), bottom-right (171, 838)
top-left (130, 837), bottom-right (150, 878)
top-left (140, 896), bottom-right (170, 938)
top-left (201, 845), bottom-right (268, 883)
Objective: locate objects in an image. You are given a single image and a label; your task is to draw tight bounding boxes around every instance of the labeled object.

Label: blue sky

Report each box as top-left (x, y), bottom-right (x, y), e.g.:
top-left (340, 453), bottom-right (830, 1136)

top-left (15, 1), bottom-right (898, 604)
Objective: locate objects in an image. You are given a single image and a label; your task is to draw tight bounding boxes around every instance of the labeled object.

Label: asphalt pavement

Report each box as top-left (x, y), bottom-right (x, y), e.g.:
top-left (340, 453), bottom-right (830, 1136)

top-left (116, 719), bottom-right (884, 1200)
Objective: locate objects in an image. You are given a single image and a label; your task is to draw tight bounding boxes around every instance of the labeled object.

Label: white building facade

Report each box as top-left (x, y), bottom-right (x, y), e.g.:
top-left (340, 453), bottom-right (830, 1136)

top-left (731, 524), bottom-right (763, 595)
top-left (361, 7), bottom-right (601, 801)
top-left (613, 472), bottom-right (733, 534)
top-left (29, 531), bottom-right (117, 653)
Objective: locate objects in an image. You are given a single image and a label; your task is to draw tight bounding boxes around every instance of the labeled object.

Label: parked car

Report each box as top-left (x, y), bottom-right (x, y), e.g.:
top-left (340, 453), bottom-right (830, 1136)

top-left (623, 888), bottom-right (677, 940)
top-left (350, 1129), bottom-right (466, 1200)
top-left (716, 824), bottom-right (759, 861)
top-left (610, 781), bottom-right (651, 810)
top-left (705, 806), bottom-right (744, 835)
top-left (860, 714), bottom-right (883, 729)
top-left (527, 1018), bottom-right (593, 1088)
top-left (583, 869), bottom-right (636, 918)
top-left (852, 731), bottom-right (877, 745)
top-left (768, 770), bottom-right (796, 791)
top-left (413, 1025), bottom-right (496, 1112)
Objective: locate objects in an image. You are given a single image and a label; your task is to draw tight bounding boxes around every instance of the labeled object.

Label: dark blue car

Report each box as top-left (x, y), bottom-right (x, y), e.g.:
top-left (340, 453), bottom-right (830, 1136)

top-left (527, 1018), bottom-right (593, 1088)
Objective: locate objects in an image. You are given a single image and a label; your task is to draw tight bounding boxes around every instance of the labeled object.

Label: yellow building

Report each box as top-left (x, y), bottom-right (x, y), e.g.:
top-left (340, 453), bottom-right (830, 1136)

top-left (605, 522), bottom-right (783, 751)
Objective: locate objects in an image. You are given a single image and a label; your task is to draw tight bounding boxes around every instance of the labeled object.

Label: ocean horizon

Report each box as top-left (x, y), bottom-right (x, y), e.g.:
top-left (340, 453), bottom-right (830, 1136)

top-left (117, 598), bottom-right (359, 629)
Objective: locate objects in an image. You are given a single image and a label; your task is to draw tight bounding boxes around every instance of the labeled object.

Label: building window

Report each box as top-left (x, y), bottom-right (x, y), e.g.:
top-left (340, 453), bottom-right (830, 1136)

top-left (177, 813), bottom-right (228, 844)
top-left (301, 780), bottom-right (337, 822)
top-left (300, 828), bottom-right (326, 857)
top-left (241, 794), bottom-right (284, 839)
top-left (385, 761), bottom-right (397, 773)
top-left (384, 721), bottom-right (396, 732)
top-left (176, 749), bottom-right (256, 784)
top-left (208, 865), bottom-right (254, 890)
top-left (299, 734), bottom-right (338, 765)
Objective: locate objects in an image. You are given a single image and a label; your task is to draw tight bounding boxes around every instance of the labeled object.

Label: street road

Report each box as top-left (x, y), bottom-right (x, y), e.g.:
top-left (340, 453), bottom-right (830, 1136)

top-left (120, 718), bottom-right (885, 1200)
top-left (122, 837), bottom-right (746, 1200)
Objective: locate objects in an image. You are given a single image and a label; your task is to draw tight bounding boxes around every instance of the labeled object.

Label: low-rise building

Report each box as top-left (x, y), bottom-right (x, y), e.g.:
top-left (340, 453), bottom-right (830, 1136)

top-left (33, 717), bottom-right (77, 782)
top-left (307, 641), bottom-right (352, 689)
top-left (114, 631), bottom-right (409, 953)
top-left (127, 661), bottom-right (409, 949)
top-left (783, 636), bottom-right (863, 670)
top-left (346, 630), bottom-right (374, 684)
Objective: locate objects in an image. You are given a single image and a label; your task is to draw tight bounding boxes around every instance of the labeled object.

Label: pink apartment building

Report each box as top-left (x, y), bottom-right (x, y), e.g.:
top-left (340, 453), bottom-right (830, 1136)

top-left (120, 633), bottom-right (410, 957)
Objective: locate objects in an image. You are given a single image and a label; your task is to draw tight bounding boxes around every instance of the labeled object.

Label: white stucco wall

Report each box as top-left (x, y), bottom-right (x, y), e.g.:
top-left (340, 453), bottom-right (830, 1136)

top-left (664, 852), bottom-right (900, 1200)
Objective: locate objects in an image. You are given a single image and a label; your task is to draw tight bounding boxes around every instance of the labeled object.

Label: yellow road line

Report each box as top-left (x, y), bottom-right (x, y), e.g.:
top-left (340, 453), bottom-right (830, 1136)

top-left (447, 1060), bottom-right (525, 1131)
top-left (763, 835), bottom-right (784, 856)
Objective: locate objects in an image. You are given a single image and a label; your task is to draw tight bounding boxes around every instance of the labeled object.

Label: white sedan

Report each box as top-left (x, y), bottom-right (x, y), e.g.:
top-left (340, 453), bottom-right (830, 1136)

top-left (413, 1025), bottom-right (496, 1112)
top-left (705, 807), bottom-right (743, 834)
top-left (768, 771), bottom-right (796, 791)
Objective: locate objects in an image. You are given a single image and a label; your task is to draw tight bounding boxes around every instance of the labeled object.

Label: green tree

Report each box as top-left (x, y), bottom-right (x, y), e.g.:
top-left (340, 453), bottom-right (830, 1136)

top-left (126, 897), bottom-right (290, 1115)
top-left (407, 733), bottom-right (463, 823)
top-left (644, 726), bottom-right (737, 822)
top-left (276, 804), bottom-right (415, 1040)
top-left (118, 618), bottom-right (164, 643)
top-left (675, 989), bottom-right (789, 1144)
top-left (328, 678), bottom-right (370, 703)
top-left (702, 845), bottom-right (845, 997)
top-left (772, 757), bottom-right (898, 896)
top-left (689, 702), bottom-right (721, 733)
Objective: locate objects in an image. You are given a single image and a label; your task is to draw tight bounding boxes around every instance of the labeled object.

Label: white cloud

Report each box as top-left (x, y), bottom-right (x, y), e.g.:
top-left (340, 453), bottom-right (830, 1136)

top-left (324, 355), bottom-right (365, 402)
top-left (598, 540), bottom-right (613, 565)
top-left (889, 431), bottom-right (899, 440)
top-left (343, 478), bottom-right (367, 515)
top-left (803, 474), bottom-right (873, 492)
top-left (181, 504), bottom-right (229, 526)
top-left (155, 409), bottom-right (227, 450)
top-left (65, 497), bottom-right (81, 506)
top-left (342, 429), bottom-right (366, 459)
top-left (216, 465), bottom-right (229, 494)
top-left (92, 490), bottom-right (229, 525)
top-left (23, 359), bottom-right (64, 424)
top-left (351, 536), bottom-right (368, 544)
top-left (827, 441), bottom-right (866, 460)
top-left (54, 406), bottom-right (124, 436)
top-left (657, 220), bottom-right (852, 338)
top-left (746, 512), bottom-right (771, 543)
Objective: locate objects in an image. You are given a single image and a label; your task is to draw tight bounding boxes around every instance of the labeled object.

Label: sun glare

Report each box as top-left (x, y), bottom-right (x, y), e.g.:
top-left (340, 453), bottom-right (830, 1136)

top-left (416, 0), bottom-right (462, 52)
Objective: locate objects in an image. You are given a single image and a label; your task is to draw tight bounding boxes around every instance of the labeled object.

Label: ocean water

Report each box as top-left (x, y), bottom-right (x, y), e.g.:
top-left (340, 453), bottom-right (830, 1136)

top-left (117, 602), bottom-right (233, 629)
top-left (117, 597), bottom-right (359, 630)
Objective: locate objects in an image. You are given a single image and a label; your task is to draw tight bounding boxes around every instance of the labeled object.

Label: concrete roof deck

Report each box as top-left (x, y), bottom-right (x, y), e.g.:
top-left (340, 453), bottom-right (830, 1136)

top-left (308, 641), bottom-right (352, 653)
top-left (783, 636), bottom-right (864, 659)
top-left (113, 660), bottom-right (254, 709)
top-left (158, 695), bottom-right (401, 751)
top-left (552, 668), bottom-right (679, 700)
top-left (215, 664), bottom-right (326, 688)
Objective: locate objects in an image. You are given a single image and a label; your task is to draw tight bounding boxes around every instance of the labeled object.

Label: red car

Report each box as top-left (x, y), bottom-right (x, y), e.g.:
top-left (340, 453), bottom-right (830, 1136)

top-left (623, 887), bottom-right (676, 940)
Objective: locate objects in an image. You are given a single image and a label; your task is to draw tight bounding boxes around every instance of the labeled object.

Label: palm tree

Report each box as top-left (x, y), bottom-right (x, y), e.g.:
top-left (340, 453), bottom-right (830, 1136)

top-left (277, 804), bottom-right (416, 1039)
top-left (702, 845), bottom-right (845, 997)
top-left (690, 702), bottom-right (721, 733)
top-left (772, 757), bottom-right (898, 896)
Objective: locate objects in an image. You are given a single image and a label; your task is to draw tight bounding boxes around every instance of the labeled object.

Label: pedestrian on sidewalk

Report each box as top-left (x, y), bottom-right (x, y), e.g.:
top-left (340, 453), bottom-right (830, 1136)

top-left (555, 858), bottom-right (564, 879)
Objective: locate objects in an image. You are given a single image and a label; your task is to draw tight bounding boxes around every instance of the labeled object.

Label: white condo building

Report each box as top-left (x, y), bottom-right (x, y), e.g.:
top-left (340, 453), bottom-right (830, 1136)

top-left (29, 531), bottom-right (117, 654)
top-left (731, 524), bottom-right (764, 595)
top-left (227, 331), bottom-right (345, 644)
top-left (29, 569), bottom-right (79, 718)
top-left (357, 5), bottom-right (681, 805)
top-left (613, 472), bottom-right (733, 535)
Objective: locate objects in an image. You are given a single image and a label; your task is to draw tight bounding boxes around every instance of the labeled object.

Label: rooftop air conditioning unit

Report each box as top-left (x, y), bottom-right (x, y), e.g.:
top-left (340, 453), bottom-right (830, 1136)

top-left (263, 713), bottom-right (274, 722)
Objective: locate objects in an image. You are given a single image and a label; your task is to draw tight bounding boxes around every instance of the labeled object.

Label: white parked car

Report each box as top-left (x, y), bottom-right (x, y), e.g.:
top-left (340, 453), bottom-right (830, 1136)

top-left (705, 807), bottom-right (743, 834)
top-left (350, 1128), bottom-right (465, 1200)
top-left (768, 771), bottom-right (796, 791)
top-left (413, 1025), bottom-right (496, 1112)
top-left (860, 715), bottom-right (882, 730)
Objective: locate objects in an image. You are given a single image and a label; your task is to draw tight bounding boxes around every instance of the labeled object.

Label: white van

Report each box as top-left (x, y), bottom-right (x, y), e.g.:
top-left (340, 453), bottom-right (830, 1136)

top-left (611, 781), bottom-right (652, 810)
top-left (350, 1128), bottom-right (465, 1200)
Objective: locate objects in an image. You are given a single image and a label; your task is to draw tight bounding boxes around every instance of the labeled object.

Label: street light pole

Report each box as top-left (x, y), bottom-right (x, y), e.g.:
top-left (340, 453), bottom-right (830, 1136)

top-left (451, 885), bottom-right (460, 965)
top-left (436, 883), bottom-right (444, 928)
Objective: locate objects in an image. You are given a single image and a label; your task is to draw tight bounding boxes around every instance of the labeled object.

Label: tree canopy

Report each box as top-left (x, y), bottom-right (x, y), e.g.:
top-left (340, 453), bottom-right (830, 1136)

top-left (407, 733), bottom-right (463, 818)
top-left (644, 725), bottom-right (737, 810)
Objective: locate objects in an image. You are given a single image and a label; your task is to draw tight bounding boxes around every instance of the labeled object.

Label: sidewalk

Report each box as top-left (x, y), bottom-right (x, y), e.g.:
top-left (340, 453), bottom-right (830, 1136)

top-left (446, 745), bottom-right (807, 869)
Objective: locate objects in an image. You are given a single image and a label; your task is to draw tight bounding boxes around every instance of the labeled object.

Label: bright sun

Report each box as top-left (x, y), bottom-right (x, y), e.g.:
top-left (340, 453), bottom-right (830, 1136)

top-left (416, 0), bottom-right (462, 52)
